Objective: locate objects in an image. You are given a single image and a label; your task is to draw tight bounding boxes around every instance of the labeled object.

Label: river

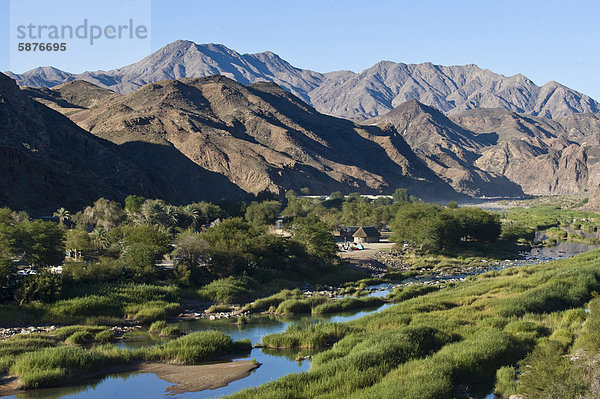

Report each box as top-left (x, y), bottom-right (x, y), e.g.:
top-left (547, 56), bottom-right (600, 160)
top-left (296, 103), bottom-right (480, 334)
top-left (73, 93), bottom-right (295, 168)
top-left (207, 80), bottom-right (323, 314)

top-left (7, 241), bottom-right (597, 399)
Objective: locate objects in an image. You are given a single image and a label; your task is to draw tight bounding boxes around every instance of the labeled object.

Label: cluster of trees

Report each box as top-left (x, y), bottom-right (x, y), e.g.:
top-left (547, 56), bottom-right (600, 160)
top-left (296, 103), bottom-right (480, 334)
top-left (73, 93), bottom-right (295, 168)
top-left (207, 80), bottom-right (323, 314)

top-left (0, 208), bottom-right (65, 302)
top-left (0, 191), bottom-right (348, 303)
top-left (390, 202), bottom-right (502, 253)
top-left (280, 189), bottom-right (418, 231)
top-left (0, 186), bottom-right (445, 303)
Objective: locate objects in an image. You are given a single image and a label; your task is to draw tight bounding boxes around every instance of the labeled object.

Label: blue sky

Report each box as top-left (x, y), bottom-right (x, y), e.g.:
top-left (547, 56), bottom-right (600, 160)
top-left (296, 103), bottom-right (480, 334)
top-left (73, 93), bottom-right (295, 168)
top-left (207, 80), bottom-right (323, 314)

top-left (1, 0), bottom-right (600, 100)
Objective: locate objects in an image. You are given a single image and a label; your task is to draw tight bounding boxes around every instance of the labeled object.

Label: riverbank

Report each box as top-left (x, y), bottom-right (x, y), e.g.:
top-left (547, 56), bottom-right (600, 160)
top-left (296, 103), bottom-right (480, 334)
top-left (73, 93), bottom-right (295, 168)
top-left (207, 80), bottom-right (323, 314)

top-left (0, 324), bottom-right (140, 340)
top-left (0, 360), bottom-right (260, 397)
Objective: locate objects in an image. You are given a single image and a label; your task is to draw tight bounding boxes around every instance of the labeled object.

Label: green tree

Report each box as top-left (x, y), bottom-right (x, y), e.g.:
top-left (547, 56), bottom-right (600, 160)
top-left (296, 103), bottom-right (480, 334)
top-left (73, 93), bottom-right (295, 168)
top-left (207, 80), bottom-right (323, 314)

top-left (390, 203), bottom-right (452, 252)
top-left (65, 228), bottom-right (92, 261)
top-left (0, 254), bottom-right (17, 302)
top-left (15, 220), bottom-right (65, 266)
top-left (179, 205), bottom-right (202, 230)
top-left (392, 188), bottom-right (410, 203)
top-left (173, 230), bottom-right (208, 267)
top-left (203, 218), bottom-right (256, 276)
top-left (285, 189), bottom-right (298, 202)
top-left (501, 223), bottom-right (535, 243)
top-left (189, 202), bottom-right (225, 224)
top-left (0, 208), bottom-right (16, 261)
top-left (139, 199), bottom-right (169, 227)
top-left (121, 225), bottom-right (171, 256)
top-left (53, 207), bottom-right (71, 225)
top-left (245, 201), bottom-right (281, 227)
top-left (164, 205), bottom-right (180, 228)
top-left (291, 217), bottom-right (338, 261)
top-left (341, 197), bottom-right (374, 226)
top-left (455, 207), bottom-right (501, 243)
top-left (0, 209), bottom-right (18, 301)
top-left (121, 243), bottom-right (162, 281)
top-left (124, 195), bottom-right (145, 214)
top-left (77, 198), bottom-right (125, 230)
top-left (90, 227), bottom-right (110, 250)
top-left (446, 201), bottom-right (458, 209)
top-left (329, 191), bottom-right (343, 200)
top-left (250, 234), bottom-right (312, 276)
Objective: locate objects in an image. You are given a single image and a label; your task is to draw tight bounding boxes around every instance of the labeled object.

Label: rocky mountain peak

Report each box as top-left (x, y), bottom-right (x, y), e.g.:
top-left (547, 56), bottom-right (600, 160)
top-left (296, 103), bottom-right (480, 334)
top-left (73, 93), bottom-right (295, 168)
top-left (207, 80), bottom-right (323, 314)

top-left (5, 40), bottom-right (598, 121)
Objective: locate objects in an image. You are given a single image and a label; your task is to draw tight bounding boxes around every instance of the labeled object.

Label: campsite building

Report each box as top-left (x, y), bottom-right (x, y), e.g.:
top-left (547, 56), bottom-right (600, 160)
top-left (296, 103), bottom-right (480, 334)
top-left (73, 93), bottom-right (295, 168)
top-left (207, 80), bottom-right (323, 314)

top-left (353, 226), bottom-right (380, 243)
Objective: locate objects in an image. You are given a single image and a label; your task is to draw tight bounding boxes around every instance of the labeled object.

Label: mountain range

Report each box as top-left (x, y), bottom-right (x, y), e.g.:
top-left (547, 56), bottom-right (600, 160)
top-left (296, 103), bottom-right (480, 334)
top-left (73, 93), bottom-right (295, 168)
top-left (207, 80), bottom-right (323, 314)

top-left (6, 40), bottom-right (599, 121)
top-left (34, 75), bottom-right (463, 195)
top-left (0, 72), bottom-right (246, 213)
top-left (367, 102), bottom-right (600, 196)
top-left (4, 41), bottom-right (600, 212)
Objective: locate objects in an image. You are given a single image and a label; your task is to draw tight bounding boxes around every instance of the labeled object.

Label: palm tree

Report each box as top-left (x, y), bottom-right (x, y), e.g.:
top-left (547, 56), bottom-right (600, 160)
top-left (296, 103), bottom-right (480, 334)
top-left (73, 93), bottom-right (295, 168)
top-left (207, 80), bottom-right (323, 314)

top-left (181, 205), bottom-right (201, 230)
top-left (164, 205), bottom-right (180, 228)
top-left (90, 227), bottom-right (110, 250)
top-left (53, 208), bottom-right (71, 226)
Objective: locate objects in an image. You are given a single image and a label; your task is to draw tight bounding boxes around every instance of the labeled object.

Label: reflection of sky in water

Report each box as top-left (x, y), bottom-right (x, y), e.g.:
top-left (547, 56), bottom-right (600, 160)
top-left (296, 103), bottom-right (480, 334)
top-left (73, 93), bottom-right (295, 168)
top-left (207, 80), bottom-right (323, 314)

top-left (526, 240), bottom-right (598, 260)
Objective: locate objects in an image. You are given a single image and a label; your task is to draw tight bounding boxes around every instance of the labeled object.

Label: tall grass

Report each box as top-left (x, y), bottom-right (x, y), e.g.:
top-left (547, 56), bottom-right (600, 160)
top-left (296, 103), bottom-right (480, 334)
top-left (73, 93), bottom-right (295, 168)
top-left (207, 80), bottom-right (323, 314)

top-left (240, 289), bottom-right (303, 313)
top-left (0, 283), bottom-right (184, 325)
top-left (274, 297), bottom-right (329, 316)
top-left (6, 329), bottom-right (252, 389)
top-left (386, 285), bottom-right (439, 303)
top-left (10, 346), bottom-right (131, 389)
top-left (233, 326), bottom-right (454, 398)
top-left (311, 297), bottom-right (383, 314)
top-left (137, 331), bottom-right (251, 363)
top-left (261, 322), bottom-right (352, 349)
top-left (197, 276), bottom-right (259, 303)
top-left (227, 248), bottom-right (600, 398)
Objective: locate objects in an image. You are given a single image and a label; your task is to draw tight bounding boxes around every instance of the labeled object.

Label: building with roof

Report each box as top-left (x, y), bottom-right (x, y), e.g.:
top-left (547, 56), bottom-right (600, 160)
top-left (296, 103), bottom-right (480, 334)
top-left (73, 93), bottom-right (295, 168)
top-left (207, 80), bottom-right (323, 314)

top-left (353, 226), bottom-right (380, 243)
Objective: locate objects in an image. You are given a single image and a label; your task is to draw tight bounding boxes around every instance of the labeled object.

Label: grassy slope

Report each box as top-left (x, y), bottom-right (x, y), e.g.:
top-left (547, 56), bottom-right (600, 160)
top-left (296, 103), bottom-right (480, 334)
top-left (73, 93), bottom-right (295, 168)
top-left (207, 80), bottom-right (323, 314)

top-left (228, 249), bottom-right (600, 398)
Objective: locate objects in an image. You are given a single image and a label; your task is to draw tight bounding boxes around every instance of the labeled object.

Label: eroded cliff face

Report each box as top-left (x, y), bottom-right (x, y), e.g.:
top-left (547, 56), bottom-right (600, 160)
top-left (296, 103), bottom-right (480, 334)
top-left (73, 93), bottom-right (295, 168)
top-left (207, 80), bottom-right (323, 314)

top-left (365, 101), bottom-right (524, 197)
top-left (25, 75), bottom-right (459, 201)
top-left (450, 108), bottom-right (600, 196)
top-left (0, 72), bottom-right (246, 213)
top-left (16, 68), bottom-right (600, 204)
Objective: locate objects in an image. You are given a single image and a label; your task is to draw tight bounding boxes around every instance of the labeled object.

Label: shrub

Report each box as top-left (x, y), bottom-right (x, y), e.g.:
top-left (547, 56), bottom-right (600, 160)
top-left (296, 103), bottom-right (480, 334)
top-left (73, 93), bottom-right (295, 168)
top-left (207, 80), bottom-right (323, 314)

top-left (94, 330), bottom-right (115, 344)
top-left (19, 367), bottom-right (67, 389)
top-left (387, 285), bottom-right (439, 302)
top-left (53, 325), bottom-right (106, 341)
top-left (206, 304), bottom-right (232, 313)
top-left (65, 330), bottom-right (93, 345)
top-left (124, 301), bottom-right (180, 323)
top-left (241, 289), bottom-right (305, 313)
top-left (197, 276), bottom-right (258, 304)
top-left (10, 346), bottom-right (129, 389)
top-left (517, 341), bottom-right (587, 398)
top-left (497, 268), bottom-right (600, 317)
top-left (275, 299), bottom-right (312, 315)
top-left (159, 326), bottom-right (181, 337)
top-left (494, 366), bottom-right (518, 397)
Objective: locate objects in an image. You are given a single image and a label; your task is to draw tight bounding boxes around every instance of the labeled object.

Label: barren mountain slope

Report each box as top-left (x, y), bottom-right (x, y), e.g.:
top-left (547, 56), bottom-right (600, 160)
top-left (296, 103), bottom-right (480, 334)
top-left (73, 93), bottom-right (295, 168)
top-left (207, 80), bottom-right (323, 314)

top-left (365, 101), bottom-right (524, 197)
top-left (28, 76), bottom-right (459, 200)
